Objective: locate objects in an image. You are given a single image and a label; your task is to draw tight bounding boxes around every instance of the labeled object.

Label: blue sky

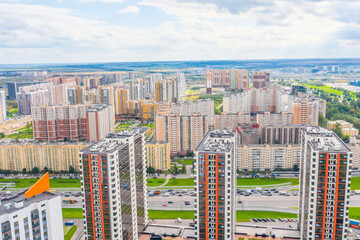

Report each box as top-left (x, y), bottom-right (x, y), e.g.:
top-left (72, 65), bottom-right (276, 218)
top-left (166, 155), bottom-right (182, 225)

top-left (0, 0), bottom-right (360, 64)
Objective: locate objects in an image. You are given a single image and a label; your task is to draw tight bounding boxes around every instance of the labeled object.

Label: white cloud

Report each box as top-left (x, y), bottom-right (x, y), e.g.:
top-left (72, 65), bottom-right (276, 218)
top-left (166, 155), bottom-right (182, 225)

top-left (80, 0), bottom-right (124, 3)
top-left (0, 1), bottom-right (360, 63)
top-left (118, 5), bottom-right (140, 14)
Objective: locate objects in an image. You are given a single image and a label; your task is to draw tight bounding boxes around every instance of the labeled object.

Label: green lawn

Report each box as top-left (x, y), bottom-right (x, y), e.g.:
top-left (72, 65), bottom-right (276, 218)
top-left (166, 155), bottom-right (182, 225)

top-left (173, 159), bottom-right (194, 165)
top-left (0, 178), bottom-right (81, 188)
top-left (148, 210), bottom-right (297, 222)
top-left (349, 207), bottom-right (360, 220)
top-left (6, 108), bottom-right (18, 118)
top-left (165, 178), bottom-right (194, 186)
top-left (62, 208), bottom-right (83, 219)
top-left (148, 210), bottom-right (195, 219)
top-left (351, 176), bottom-right (360, 190)
top-left (137, 123), bottom-right (154, 129)
top-left (237, 178), bottom-right (299, 186)
top-left (236, 211), bottom-right (297, 222)
top-left (64, 225), bottom-right (77, 240)
top-left (147, 178), bottom-right (166, 187)
top-left (6, 129), bottom-right (33, 139)
top-left (305, 85), bottom-right (344, 96)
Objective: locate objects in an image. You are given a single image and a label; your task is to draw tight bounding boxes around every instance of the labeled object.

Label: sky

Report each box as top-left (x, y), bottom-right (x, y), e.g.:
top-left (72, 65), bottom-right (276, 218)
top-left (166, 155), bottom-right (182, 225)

top-left (0, 0), bottom-right (360, 64)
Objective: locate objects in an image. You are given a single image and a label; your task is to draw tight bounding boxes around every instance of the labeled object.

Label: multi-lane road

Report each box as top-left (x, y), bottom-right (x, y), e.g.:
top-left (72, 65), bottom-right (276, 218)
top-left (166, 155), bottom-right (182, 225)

top-left (62, 194), bottom-right (360, 209)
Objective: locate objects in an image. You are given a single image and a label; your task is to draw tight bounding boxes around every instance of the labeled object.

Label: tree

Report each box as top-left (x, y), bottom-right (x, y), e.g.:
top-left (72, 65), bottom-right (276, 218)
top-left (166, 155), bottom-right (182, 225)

top-left (26, 121), bottom-right (31, 133)
top-left (22, 168), bottom-right (27, 174)
top-left (173, 164), bottom-right (178, 174)
top-left (318, 113), bottom-right (327, 128)
top-left (31, 167), bottom-right (40, 175)
top-left (64, 137), bottom-right (68, 142)
top-left (293, 164), bottom-right (299, 172)
top-left (333, 123), bottom-right (343, 139)
top-left (342, 135), bottom-right (350, 143)
top-left (181, 164), bottom-right (186, 174)
top-left (69, 166), bottom-right (75, 174)
top-left (43, 167), bottom-right (49, 173)
top-left (146, 167), bottom-right (155, 174)
top-left (0, 132), bottom-right (4, 139)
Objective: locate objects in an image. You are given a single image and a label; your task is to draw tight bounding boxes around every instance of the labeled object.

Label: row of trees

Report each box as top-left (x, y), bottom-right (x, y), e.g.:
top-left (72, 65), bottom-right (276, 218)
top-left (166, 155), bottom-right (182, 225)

top-left (15, 166), bottom-right (78, 175)
top-left (146, 163), bottom-right (187, 175)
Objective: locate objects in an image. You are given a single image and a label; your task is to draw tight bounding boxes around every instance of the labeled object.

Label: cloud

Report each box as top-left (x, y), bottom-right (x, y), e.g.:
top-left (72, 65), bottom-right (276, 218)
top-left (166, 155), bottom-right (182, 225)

top-left (118, 5), bottom-right (140, 14)
top-left (80, 0), bottom-right (124, 3)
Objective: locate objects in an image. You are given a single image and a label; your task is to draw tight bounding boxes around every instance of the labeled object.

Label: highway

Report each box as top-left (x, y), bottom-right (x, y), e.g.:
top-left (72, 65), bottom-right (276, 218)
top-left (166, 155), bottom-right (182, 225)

top-left (62, 194), bottom-right (360, 209)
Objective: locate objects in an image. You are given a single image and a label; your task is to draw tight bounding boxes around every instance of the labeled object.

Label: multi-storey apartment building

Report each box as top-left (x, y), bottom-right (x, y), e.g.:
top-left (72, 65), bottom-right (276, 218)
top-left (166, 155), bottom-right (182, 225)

top-left (155, 110), bottom-right (208, 155)
top-left (299, 127), bottom-right (352, 240)
top-left (32, 104), bottom-right (114, 142)
top-left (146, 142), bottom-right (170, 171)
top-left (214, 112), bottom-right (251, 130)
top-left (169, 99), bottom-right (214, 125)
top-left (291, 99), bottom-right (321, 126)
top-left (261, 124), bottom-right (310, 145)
top-left (252, 71), bottom-right (270, 89)
top-left (206, 69), bottom-right (249, 90)
top-left (0, 139), bottom-right (88, 172)
top-left (237, 144), bottom-right (300, 171)
top-left (195, 130), bottom-right (236, 240)
top-left (68, 86), bottom-right (86, 105)
top-left (80, 129), bottom-right (148, 240)
top-left (114, 88), bottom-right (128, 115)
top-left (256, 112), bottom-right (293, 126)
top-left (0, 90), bottom-right (6, 122)
top-left (327, 120), bottom-right (359, 136)
top-left (0, 174), bottom-right (63, 240)
top-left (86, 105), bottom-right (114, 142)
top-left (348, 135), bottom-right (360, 170)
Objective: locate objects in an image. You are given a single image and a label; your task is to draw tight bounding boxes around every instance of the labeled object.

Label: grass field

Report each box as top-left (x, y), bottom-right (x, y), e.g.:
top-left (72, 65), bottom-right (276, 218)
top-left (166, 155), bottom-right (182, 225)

top-left (305, 85), bottom-right (344, 96)
top-left (62, 208), bottom-right (83, 219)
top-left (6, 128), bottom-right (33, 139)
top-left (351, 176), bottom-right (360, 190)
top-left (236, 211), bottom-right (297, 222)
top-left (147, 210), bottom-right (297, 222)
top-left (6, 108), bottom-right (18, 118)
top-left (147, 178), bottom-right (166, 187)
top-left (173, 159), bottom-right (194, 165)
top-left (0, 178), bottom-right (81, 188)
top-left (64, 225), bottom-right (77, 240)
top-left (237, 178), bottom-right (299, 186)
top-left (349, 207), bottom-right (360, 220)
top-left (137, 123), bottom-right (154, 129)
top-left (165, 178), bottom-right (194, 186)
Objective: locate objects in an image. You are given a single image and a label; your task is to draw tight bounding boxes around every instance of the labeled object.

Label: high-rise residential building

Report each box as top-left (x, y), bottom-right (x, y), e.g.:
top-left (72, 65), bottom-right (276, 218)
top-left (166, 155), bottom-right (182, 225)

top-left (0, 90), bottom-right (6, 122)
top-left (236, 123), bottom-right (260, 145)
top-left (114, 88), bottom-right (128, 115)
top-left (83, 76), bottom-right (102, 90)
top-left (214, 112), bottom-right (251, 130)
top-left (261, 124), bottom-right (310, 145)
top-left (7, 82), bottom-right (42, 100)
top-left (68, 86), bottom-right (86, 105)
top-left (256, 112), bottom-right (293, 126)
top-left (0, 139), bottom-right (88, 172)
top-left (169, 99), bottom-right (214, 125)
top-left (155, 110), bottom-right (208, 155)
top-left (252, 71), bottom-right (270, 89)
top-left (146, 142), bottom-right (170, 171)
top-left (348, 136), bottom-right (360, 170)
top-left (237, 144), bottom-right (300, 171)
top-left (206, 72), bottom-right (212, 94)
top-left (0, 173), bottom-right (63, 240)
top-left (298, 127), bottom-right (352, 240)
top-left (206, 69), bottom-right (249, 90)
top-left (80, 129), bottom-right (148, 240)
top-left (86, 105), bottom-right (115, 142)
top-left (32, 104), bottom-right (114, 142)
top-left (98, 86), bottom-right (115, 106)
top-left (195, 130), bottom-right (236, 240)
top-left (139, 101), bottom-right (159, 120)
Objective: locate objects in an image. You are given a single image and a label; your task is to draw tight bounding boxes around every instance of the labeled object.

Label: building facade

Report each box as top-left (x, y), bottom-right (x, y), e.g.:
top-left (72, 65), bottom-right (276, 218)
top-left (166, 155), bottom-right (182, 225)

top-left (146, 142), bottom-right (170, 171)
top-left (0, 90), bottom-right (6, 122)
top-left (327, 120), bottom-right (359, 137)
top-left (214, 112), bottom-right (251, 130)
top-left (261, 124), bottom-right (309, 145)
top-left (0, 140), bottom-right (87, 172)
top-left (80, 129), bottom-right (148, 240)
top-left (206, 69), bottom-right (249, 90)
top-left (195, 130), bottom-right (236, 240)
top-left (298, 127), bottom-right (352, 240)
top-left (237, 144), bottom-right (300, 171)
top-left (86, 105), bottom-right (114, 142)
top-left (252, 71), bottom-right (270, 89)
top-left (0, 179), bottom-right (63, 240)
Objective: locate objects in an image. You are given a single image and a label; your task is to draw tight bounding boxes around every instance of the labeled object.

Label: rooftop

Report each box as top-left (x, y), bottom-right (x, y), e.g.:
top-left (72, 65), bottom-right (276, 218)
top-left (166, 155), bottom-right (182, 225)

top-left (305, 127), bottom-right (351, 152)
top-left (196, 129), bottom-right (234, 153)
top-left (0, 191), bottom-right (58, 216)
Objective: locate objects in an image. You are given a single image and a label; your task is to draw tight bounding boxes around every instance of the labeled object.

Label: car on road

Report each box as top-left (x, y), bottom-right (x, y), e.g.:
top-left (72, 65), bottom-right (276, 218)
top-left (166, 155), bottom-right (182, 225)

top-left (162, 204), bottom-right (168, 207)
top-left (168, 201), bottom-right (173, 204)
top-left (238, 200), bottom-right (243, 204)
top-left (278, 218), bottom-right (283, 222)
top-left (185, 201), bottom-right (191, 205)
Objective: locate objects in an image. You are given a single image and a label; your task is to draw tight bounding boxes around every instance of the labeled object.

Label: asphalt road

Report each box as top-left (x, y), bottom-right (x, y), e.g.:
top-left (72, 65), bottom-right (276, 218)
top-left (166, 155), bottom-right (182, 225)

top-left (62, 194), bottom-right (360, 209)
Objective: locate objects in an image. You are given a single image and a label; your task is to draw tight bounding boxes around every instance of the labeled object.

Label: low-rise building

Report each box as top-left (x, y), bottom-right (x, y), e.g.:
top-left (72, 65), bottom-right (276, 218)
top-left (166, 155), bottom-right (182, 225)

top-left (146, 142), bottom-right (170, 171)
top-left (327, 120), bottom-right (359, 136)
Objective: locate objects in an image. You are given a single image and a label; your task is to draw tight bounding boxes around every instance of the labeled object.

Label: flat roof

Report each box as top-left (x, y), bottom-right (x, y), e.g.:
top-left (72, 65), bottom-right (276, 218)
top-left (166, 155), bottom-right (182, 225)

top-left (196, 130), bottom-right (234, 153)
top-left (0, 191), bottom-right (58, 216)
